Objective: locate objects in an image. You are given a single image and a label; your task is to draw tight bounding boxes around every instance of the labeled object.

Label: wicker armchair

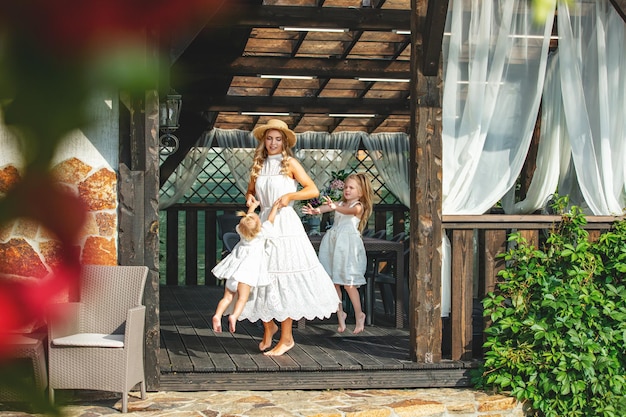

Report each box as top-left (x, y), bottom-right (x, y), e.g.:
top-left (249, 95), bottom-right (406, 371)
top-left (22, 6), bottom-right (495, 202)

top-left (47, 265), bottom-right (148, 413)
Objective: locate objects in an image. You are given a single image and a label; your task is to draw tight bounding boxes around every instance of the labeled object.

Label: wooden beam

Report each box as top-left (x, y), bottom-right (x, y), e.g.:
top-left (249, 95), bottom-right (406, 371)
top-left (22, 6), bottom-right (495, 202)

top-left (421, 0), bottom-right (449, 76)
top-left (204, 96), bottom-right (410, 114)
top-left (188, 56), bottom-right (410, 79)
top-left (610, 0), bottom-right (626, 22)
top-left (410, 0), bottom-right (443, 363)
top-left (223, 5), bottom-right (416, 32)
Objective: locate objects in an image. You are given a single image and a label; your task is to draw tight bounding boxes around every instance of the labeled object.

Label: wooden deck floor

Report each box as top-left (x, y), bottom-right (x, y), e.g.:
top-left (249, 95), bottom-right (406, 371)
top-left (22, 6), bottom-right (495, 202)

top-left (159, 286), bottom-right (478, 391)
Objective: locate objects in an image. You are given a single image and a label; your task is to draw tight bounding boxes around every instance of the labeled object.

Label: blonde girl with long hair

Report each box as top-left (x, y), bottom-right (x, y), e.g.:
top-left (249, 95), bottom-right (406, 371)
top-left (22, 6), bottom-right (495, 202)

top-left (302, 173), bottom-right (374, 334)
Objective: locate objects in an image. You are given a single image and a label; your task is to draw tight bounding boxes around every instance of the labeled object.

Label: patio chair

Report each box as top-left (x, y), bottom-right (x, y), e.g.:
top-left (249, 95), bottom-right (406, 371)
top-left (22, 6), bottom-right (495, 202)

top-left (218, 213), bottom-right (241, 259)
top-left (222, 232), bottom-right (240, 254)
top-left (47, 265), bottom-right (149, 413)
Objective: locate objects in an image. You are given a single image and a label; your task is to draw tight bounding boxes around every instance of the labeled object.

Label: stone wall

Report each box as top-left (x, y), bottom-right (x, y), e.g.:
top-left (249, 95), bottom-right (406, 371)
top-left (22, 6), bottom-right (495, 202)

top-left (0, 157), bottom-right (118, 285)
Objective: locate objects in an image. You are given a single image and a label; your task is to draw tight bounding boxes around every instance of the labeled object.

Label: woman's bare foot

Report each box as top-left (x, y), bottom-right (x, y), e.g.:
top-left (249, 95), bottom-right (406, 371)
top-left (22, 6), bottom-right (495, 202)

top-left (264, 340), bottom-right (294, 356)
top-left (212, 315), bottom-right (222, 332)
top-left (337, 310), bottom-right (347, 333)
top-left (259, 321), bottom-right (278, 351)
top-left (353, 312), bottom-right (366, 334)
top-left (228, 315), bottom-right (237, 333)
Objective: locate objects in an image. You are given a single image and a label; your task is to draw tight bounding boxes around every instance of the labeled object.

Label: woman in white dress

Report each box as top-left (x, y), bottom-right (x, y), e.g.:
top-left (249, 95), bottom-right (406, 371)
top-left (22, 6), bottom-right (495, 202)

top-left (240, 119), bottom-right (339, 356)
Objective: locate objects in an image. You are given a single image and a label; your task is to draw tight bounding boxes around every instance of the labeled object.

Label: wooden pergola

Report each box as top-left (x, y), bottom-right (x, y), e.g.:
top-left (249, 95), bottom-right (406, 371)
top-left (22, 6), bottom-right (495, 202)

top-left (119, 0), bottom-right (626, 390)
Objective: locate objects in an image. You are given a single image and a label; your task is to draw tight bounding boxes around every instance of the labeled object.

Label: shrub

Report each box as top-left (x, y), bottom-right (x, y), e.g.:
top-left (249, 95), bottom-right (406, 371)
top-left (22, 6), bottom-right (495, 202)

top-left (473, 198), bottom-right (626, 416)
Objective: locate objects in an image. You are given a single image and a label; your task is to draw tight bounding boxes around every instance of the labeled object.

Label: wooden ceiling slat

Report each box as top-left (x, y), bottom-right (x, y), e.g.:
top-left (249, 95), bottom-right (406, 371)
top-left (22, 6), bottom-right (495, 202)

top-left (191, 56), bottom-right (410, 78)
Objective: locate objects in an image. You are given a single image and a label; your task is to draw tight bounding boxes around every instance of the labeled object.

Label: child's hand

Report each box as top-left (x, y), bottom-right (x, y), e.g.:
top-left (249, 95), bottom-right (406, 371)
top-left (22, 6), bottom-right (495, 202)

top-left (301, 203), bottom-right (320, 215)
top-left (323, 196), bottom-right (337, 210)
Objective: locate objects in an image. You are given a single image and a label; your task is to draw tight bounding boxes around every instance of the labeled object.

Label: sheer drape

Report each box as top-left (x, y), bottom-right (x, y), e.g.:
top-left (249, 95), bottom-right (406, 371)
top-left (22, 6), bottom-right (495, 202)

top-left (557, 0), bottom-right (626, 215)
top-left (442, 0), bottom-right (555, 215)
top-left (501, 52), bottom-right (566, 214)
top-left (363, 133), bottom-right (410, 208)
top-left (440, 0), bottom-right (555, 316)
top-left (158, 131), bottom-right (212, 210)
top-left (214, 128), bottom-right (257, 194)
top-left (295, 131), bottom-right (362, 190)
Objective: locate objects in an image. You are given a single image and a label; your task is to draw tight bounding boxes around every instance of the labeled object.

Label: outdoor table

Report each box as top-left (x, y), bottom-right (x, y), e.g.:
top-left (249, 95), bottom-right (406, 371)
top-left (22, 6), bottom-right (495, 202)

top-left (0, 333), bottom-right (48, 401)
top-left (309, 234), bottom-right (405, 328)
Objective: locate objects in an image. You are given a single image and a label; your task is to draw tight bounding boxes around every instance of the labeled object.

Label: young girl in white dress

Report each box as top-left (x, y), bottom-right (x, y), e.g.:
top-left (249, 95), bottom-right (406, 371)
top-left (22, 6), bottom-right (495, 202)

top-left (211, 198), bottom-right (279, 333)
top-left (302, 173), bottom-right (374, 334)
top-left (239, 119), bottom-right (340, 356)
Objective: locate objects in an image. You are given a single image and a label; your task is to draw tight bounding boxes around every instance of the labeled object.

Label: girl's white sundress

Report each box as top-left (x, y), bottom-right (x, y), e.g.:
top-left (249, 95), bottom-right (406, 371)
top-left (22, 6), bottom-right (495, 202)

top-left (318, 201), bottom-right (367, 287)
top-left (239, 154), bottom-right (340, 322)
top-left (211, 221), bottom-right (275, 293)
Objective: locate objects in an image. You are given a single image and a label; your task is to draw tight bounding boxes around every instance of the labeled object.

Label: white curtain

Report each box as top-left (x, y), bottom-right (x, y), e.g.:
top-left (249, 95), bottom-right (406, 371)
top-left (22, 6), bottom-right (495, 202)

top-left (440, 0), bottom-right (555, 317)
top-left (295, 131), bottom-right (362, 190)
top-left (556, 0), bottom-right (626, 215)
top-left (442, 0), bottom-right (556, 215)
top-left (362, 133), bottom-right (410, 208)
top-left (214, 128), bottom-right (257, 194)
top-left (501, 52), bottom-right (566, 214)
top-left (158, 131), bottom-right (212, 210)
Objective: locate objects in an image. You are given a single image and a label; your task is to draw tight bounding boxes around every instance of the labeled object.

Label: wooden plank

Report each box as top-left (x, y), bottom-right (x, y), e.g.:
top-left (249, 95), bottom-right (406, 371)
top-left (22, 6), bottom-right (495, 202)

top-left (205, 210), bottom-right (218, 285)
top-left (158, 333), bottom-right (172, 373)
top-left (519, 229), bottom-right (539, 249)
top-left (179, 290), bottom-right (236, 372)
top-left (450, 230), bottom-right (473, 361)
top-left (169, 303), bottom-right (216, 372)
top-left (166, 209), bottom-right (179, 286)
top-left (183, 288), bottom-right (282, 372)
top-left (185, 210), bottom-right (198, 286)
top-left (160, 310), bottom-right (195, 372)
top-left (159, 368), bottom-right (474, 391)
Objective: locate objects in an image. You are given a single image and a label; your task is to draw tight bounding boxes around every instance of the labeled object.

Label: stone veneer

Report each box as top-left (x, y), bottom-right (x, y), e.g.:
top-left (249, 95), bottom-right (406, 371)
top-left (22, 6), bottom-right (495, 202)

top-left (0, 157), bottom-right (118, 285)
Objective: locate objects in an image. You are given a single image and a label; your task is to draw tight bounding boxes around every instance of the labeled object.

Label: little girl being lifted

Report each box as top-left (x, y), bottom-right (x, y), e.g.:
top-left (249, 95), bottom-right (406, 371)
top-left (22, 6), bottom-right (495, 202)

top-left (212, 198), bottom-right (279, 333)
top-left (302, 173), bottom-right (374, 334)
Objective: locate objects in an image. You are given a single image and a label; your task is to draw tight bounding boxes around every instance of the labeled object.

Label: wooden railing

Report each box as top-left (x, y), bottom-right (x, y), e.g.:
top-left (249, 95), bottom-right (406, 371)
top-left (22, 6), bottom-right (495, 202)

top-left (161, 205), bottom-right (622, 361)
top-left (442, 214), bottom-right (623, 361)
top-left (161, 203), bottom-right (407, 286)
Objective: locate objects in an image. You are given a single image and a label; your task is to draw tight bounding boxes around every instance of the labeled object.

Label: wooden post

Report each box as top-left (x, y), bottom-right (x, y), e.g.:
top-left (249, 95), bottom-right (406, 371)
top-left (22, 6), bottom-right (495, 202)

top-left (409, 0), bottom-right (445, 362)
top-left (119, 88), bottom-right (160, 390)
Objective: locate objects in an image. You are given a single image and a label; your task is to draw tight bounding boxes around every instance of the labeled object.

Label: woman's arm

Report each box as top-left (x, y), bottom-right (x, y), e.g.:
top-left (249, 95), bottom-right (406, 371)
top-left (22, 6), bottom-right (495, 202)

top-left (276, 158), bottom-right (319, 207)
top-left (245, 177), bottom-right (257, 207)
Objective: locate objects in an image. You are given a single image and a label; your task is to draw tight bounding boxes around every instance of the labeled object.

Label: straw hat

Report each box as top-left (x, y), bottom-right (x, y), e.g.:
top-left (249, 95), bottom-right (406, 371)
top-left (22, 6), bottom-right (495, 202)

top-left (252, 119), bottom-right (297, 148)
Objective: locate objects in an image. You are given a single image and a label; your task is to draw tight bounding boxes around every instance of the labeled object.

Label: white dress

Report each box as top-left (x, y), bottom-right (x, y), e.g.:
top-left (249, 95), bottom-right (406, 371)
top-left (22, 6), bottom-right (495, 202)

top-left (211, 221), bottom-right (275, 293)
top-left (318, 201), bottom-right (367, 287)
top-left (239, 154), bottom-right (340, 322)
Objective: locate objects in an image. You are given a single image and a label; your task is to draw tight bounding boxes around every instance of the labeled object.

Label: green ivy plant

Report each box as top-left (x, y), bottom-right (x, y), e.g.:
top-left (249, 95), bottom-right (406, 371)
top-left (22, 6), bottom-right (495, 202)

top-left (473, 196), bottom-right (626, 417)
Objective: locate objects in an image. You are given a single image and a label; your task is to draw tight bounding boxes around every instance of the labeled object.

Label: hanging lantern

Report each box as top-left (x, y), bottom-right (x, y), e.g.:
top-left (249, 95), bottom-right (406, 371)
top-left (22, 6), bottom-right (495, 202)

top-left (159, 90), bottom-right (182, 155)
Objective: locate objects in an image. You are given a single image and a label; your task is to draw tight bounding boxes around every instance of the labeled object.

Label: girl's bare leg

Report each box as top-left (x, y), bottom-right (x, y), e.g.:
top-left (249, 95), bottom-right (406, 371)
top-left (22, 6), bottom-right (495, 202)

top-left (228, 283), bottom-right (251, 333)
top-left (212, 289), bottom-right (235, 332)
top-left (264, 319), bottom-right (295, 356)
top-left (259, 320), bottom-right (278, 351)
top-left (335, 285), bottom-right (347, 333)
top-left (345, 286), bottom-right (366, 334)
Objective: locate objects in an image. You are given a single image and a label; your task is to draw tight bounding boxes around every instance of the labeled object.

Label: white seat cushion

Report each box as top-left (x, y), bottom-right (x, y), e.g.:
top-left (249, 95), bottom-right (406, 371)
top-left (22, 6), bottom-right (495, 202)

top-left (52, 333), bottom-right (124, 348)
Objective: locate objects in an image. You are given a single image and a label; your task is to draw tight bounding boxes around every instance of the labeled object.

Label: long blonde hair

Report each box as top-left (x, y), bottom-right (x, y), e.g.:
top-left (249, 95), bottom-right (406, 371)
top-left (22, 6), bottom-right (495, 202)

top-left (343, 173), bottom-right (374, 233)
top-left (249, 129), bottom-right (294, 180)
top-left (236, 211), bottom-right (262, 240)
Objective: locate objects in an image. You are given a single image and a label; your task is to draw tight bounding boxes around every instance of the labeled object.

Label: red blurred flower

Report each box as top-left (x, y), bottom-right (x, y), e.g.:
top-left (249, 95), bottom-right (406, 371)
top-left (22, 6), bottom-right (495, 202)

top-left (0, 0), bottom-right (230, 58)
top-left (0, 260), bottom-right (80, 355)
